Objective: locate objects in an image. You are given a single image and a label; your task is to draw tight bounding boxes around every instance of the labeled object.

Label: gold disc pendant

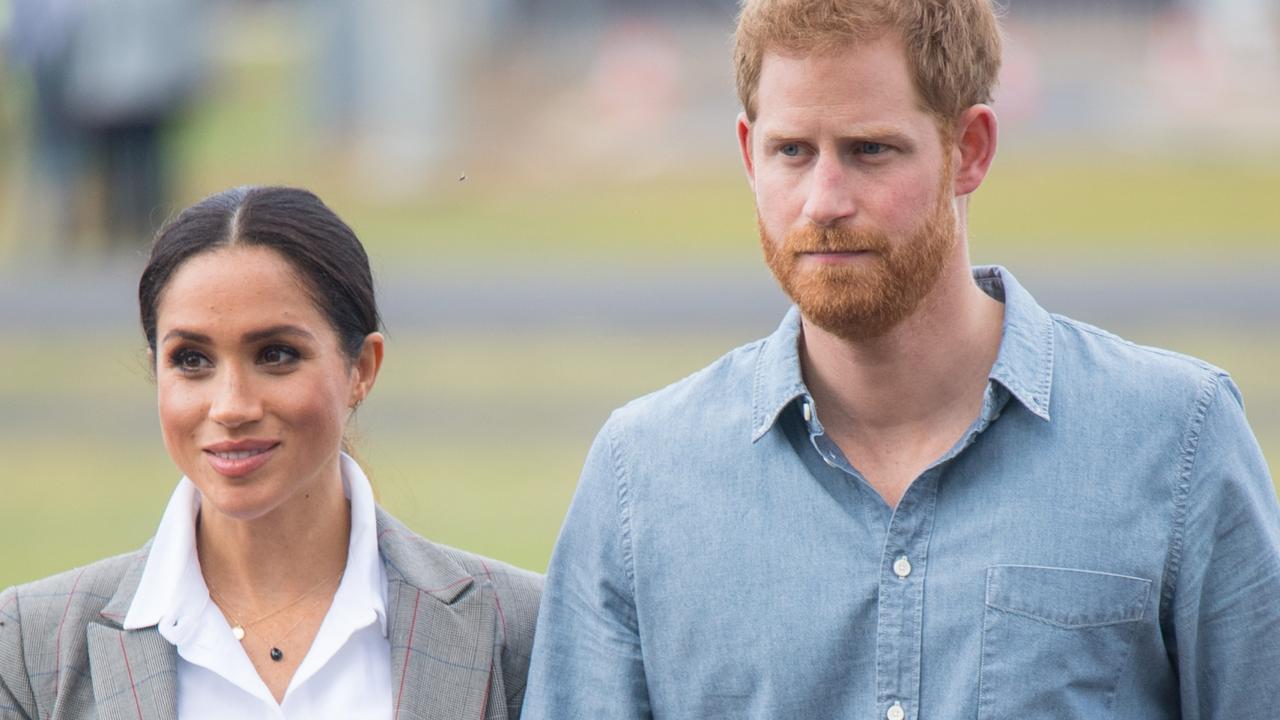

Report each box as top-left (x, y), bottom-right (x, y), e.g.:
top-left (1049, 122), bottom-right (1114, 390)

top-left (232, 626), bottom-right (246, 641)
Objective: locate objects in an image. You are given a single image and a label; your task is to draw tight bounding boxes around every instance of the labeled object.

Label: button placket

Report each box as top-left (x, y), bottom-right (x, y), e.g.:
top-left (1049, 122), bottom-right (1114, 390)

top-left (875, 473), bottom-right (939, 720)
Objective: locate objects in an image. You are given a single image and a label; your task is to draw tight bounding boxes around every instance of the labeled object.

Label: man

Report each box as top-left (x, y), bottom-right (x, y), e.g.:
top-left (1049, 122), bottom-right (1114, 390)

top-left (522, 1), bottom-right (1280, 717)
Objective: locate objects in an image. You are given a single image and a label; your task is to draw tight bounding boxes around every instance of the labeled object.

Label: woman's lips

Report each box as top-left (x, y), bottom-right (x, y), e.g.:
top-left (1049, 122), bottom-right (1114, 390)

top-left (204, 443), bottom-right (279, 478)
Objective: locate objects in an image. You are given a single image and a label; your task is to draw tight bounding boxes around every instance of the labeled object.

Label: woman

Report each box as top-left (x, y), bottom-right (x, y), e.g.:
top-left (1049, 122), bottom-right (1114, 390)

top-left (0, 186), bottom-right (542, 719)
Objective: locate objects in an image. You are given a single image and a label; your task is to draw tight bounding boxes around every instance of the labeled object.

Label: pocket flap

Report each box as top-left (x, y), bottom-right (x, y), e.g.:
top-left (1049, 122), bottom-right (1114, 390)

top-left (986, 565), bottom-right (1151, 628)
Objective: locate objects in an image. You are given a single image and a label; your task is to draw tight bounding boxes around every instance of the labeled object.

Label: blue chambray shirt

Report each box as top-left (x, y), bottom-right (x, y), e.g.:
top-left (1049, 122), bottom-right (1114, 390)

top-left (523, 266), bottom-right (1280, 720)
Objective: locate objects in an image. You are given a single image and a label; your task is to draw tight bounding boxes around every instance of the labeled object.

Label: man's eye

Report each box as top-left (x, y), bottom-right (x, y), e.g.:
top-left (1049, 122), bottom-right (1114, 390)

top-left (780, 143), bottom-right (802, 157)
top-left (260, 345), bottom-right (300, 366)
top-left (857, 142), bottom-right (887, 155)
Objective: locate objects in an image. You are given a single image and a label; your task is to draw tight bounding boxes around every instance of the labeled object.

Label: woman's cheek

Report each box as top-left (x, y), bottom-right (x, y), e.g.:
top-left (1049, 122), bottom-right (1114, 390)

top-left (157, 380), bottom-right (205, 466)
top-left (284, 380), bottom-right (347, 451)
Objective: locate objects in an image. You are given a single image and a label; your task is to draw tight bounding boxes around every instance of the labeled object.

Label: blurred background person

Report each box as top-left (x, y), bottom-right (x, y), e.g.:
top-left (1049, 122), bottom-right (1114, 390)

top-left (6, 0), bottom-right (84, 259)
top-left (62, 0), bottom-right (207, 251)
top-left (5, 0), bottom-right (207, 258)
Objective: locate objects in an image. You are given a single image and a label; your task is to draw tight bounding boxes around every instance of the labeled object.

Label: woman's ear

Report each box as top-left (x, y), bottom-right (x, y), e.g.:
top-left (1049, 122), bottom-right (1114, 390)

top-left (349, 332), bottom-right (385, 409)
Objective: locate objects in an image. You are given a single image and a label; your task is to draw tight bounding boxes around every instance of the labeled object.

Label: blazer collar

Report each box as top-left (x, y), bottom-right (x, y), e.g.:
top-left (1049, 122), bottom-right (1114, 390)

top-left (90, 546), bottom-right (179, 720)
top-left (87, 510), bottom-right (495, 720)
top-left (378, 508), bottom-right (497, 720)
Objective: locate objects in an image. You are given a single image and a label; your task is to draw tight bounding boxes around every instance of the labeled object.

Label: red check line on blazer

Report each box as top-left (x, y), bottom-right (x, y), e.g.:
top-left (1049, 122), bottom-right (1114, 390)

top-left (117, 634), bottom-right (144, 720)
top-left (53, 567), bottom-right (88, 701)
top-left (479, 560), bottom-right (507, 643)
top-left (394, 589), bottom-right (423, 719)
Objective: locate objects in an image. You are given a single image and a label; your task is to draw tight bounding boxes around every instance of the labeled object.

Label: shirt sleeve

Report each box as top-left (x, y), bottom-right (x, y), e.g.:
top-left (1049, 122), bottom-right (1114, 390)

top-left (522, 418), bottom-right (653, 720)
top-left (0, 587), bottom-right (36, 720)
top-left (1172, 374), bottom-right (1280, 719)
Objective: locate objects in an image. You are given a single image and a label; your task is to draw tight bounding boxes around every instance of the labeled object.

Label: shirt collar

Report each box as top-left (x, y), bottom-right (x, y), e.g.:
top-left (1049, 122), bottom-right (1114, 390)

top-left (974, 265), bottom-right (1054, 421)
top-left (751, 305), bottom-right (809, 441)
top-left (331, 452), bottom-right (389, 637)
top-left (122, 477), bottom-right (206, 632)
top-left (751, 265), bottom-right (1054, 441)
top-left (123, 452), bottom-right (389, 638)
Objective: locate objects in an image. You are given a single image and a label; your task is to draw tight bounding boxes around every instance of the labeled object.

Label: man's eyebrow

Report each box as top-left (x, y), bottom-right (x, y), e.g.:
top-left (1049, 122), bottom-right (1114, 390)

top-left (761, 124), bottom-right (914, 143)
top-left (160, 325), bottom-right (316, 345)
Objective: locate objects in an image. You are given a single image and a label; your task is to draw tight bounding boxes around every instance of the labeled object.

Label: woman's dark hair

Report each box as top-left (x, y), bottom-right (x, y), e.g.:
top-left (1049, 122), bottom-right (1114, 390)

top-left (139, 186), bottom-right (381, 361)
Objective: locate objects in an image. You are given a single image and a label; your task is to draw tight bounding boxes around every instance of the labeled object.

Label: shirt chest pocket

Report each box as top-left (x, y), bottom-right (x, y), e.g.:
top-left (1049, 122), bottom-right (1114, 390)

top-left (977, 565), bottom-right (1151, 720)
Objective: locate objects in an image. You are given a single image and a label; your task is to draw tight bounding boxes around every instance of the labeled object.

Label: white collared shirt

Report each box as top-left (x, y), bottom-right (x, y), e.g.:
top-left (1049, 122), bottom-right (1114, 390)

top-left (124, 454), bottom-right (393, 719)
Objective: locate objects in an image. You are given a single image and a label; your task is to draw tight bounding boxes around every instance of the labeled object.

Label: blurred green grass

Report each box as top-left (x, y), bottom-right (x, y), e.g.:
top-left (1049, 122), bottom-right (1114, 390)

top-left (1, 330), bottom-right (1276, 589)
top-left (0, 331), bottom-right (748, 587)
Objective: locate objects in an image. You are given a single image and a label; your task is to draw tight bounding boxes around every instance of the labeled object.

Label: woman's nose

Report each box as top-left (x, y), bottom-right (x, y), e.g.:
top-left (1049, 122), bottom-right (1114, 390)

top-left (207, 365), bottom-right (264, 428)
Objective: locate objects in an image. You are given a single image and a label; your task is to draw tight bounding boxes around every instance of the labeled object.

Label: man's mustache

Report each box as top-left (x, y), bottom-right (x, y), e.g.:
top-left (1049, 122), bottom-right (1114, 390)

top-left (784, 225), bottom-right (891, 254)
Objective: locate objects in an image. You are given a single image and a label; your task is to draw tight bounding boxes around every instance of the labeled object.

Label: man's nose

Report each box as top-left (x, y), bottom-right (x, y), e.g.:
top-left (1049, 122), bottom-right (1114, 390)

top-left (802, 155), bottom-right (857, 227)
top-left (208, 365), bottom-right (264, 428)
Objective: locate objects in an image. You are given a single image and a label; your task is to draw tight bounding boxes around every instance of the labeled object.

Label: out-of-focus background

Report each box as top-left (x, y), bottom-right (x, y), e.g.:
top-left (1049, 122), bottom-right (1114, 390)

top-left (1, 0), bottom-right (1277, 588)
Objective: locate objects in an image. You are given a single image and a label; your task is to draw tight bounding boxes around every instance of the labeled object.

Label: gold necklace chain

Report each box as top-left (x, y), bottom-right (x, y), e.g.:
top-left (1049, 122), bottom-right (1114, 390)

top-left (247, 597), bottom-right (323, 663)
top-left (207, 569), bottom-right (344, 646)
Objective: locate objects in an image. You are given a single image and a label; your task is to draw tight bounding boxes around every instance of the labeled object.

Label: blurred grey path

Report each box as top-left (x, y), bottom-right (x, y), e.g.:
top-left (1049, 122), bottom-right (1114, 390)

top-left (2, 256), bottom-right (1277, 445)
top-left (0, 257), bottom-right (1275, 336)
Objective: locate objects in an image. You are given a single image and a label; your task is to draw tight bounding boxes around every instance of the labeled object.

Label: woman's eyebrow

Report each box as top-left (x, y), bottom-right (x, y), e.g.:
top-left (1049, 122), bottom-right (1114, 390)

top-left (161, 328), bottom-right (210, 344)
top-left (160, 325), bottom-right (316, 345)
top-left (242, 325), bottom-right (317, 344)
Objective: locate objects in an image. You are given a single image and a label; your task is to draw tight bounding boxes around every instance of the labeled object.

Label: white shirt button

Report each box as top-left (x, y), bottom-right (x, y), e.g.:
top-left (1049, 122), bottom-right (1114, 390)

top-left (802, 401), bottom-right (812, 423)
top-left (887, 702), bottom-right (906, 720)
top-left (893, 556), bottom-right (912, 578)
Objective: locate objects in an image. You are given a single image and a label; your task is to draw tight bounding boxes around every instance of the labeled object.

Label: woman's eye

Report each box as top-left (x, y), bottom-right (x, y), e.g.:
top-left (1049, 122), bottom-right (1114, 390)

top-left (259, 345), bottom-right (300, 366)
top-left (170, 349), bottom-right (211, 372)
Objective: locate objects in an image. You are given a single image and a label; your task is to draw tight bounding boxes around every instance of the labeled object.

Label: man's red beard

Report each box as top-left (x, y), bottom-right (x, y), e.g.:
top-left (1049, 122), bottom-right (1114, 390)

top-left (759, 190), bottom-right (958, 343)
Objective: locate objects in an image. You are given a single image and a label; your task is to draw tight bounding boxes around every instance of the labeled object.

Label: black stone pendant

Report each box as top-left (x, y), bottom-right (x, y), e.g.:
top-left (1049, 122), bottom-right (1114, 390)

top-left (270, 648), bottom-right (284, 662)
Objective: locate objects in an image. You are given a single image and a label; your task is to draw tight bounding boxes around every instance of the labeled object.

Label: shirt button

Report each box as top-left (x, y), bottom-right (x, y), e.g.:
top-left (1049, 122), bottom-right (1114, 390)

top-left (887, 702), bottom-right (906, 720)
top-left (802, 401), bottom-right (813, 423)
top-left (893, 556), bottom-right (912, 578)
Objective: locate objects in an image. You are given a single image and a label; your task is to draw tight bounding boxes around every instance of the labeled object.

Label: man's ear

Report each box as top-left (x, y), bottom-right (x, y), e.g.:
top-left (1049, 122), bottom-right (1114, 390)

top-left (951, 104), bottom-right (998, 197)
top-left (349, 332), bottom-right (385, 409)
top-left (737, 112), bottom-right (757, 192)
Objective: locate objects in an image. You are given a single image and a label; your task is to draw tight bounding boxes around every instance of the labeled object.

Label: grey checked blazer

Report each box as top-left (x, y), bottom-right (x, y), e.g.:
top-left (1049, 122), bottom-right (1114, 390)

top-left (0, 508), bottom-right (542, 720)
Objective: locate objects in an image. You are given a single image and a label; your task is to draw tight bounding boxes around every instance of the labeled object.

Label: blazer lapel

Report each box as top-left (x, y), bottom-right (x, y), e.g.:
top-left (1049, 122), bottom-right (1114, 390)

top-left (378, 510), bottom-right (496, 720)
top-left (86, 549), bottom-right (178, 720)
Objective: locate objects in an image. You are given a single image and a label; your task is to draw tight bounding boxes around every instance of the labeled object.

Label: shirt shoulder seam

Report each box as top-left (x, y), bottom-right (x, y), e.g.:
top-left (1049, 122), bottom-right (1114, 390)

top-left (1159, 369), bottom-right (1228, 625)
top-left (604, 418), bottom-right (640, 606)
